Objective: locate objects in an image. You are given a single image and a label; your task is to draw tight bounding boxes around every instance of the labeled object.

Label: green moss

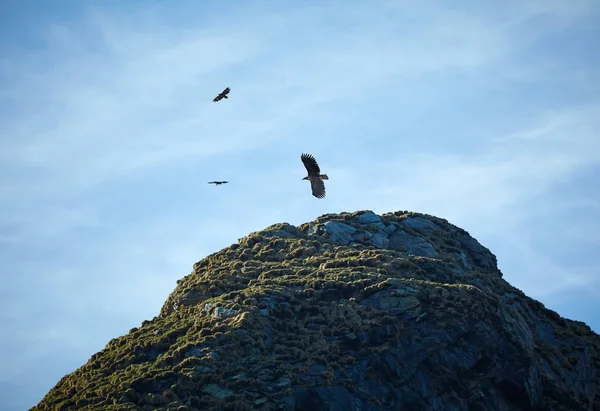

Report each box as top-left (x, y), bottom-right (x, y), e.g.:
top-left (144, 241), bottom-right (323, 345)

top-left (33, 210), bottom-right (600, 411)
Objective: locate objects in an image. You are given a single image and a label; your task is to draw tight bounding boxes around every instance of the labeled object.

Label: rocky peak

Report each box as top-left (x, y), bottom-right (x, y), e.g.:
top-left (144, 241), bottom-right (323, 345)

top-left (299, 210), bottom-right (499, 274)
top-left (34, 210), bottom-right (599, 411)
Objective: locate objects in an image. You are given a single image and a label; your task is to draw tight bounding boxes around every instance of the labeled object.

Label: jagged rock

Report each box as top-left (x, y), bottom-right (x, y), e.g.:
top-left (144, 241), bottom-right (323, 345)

top-left (33, 209), bottom-right (600, 411)
top-left (369, 232), bottom-right (389, 249)
top-left (357, 211), bottom-right (386, 230)
top-left (362, 291), bottom-right (421, 318)
top-left (210, 306), bottom-right (238, 319)
top-left (388, 229), bottom-right (437, 257)
top-left (351, 231), bottom-right (369, 243)
top-left (458, 232), bottom-right (498, 271)
top-left (401, 216), bottom-right (442, 232)
top-left (310, 221), bottom-right (357, 244)
top-left (358, 211), bottom-right (380, 223)
top-left (204, 302), bottom-right (215, 315)
top-left (384, 224), bottom-right (397, 235)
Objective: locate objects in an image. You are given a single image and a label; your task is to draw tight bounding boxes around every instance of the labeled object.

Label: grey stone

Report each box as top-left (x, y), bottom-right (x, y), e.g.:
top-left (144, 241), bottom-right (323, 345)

top-left (384, 224), bottom-right (398, 235)
top-left (369, 232), bottom-right (390, 249)
top-left (307, 224), bottom-right (320, 236)
top-left (321, 221), bottom-right (357, 244)
top-left (352, 232), bottom-right (369, 243)
top-left (361, 290), bottom-right (421, 318)
top-left (401, 217), bottom-right (441, 232)
top-left (40, 210), bottom-right (600, 411)
top-left (204, 302), bottom-right (216, 315)
top-left (502, 303), bottom-right (535, 354)
top-left (458, 233), bottom-right (497, 271)
top-left (389, 230), bottom-right (438, 257)
top-left (357, 211), bottom-right (382, 224)
top-left (459, 233), bottom-right (486, 254)
top-left (211, 306), bottom-right (238, 319)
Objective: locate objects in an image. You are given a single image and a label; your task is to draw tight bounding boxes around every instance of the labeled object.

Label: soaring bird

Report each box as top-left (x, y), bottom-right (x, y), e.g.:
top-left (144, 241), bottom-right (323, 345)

top-left (301, 153), bottom-right (328, 199)
top-left (213, 87), bottom-right (230, 102)
top-left (208, 181), bottom-right (229, 186)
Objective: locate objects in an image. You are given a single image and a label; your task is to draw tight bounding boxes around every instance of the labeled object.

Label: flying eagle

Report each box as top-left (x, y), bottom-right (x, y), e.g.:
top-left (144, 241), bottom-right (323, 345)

top-left (301, 153), bottom-right (328, 199)
top-left (213, 87), bottom-right (230, 102)
top-left (208, 181), bottom-right (228, 186)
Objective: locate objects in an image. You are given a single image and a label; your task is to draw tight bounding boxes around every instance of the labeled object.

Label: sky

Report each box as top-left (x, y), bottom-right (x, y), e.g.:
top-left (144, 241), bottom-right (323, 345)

top-left (0, 0), bottom-right (599, 409)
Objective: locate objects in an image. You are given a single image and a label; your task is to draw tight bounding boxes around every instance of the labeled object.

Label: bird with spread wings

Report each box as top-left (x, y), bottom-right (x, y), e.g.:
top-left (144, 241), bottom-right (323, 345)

top-left (208, 181), bottom-right (228, 186)
top-left (301, 153), bottom-right (328, 199)
top-left (213, 87), bottom-right (230, 102)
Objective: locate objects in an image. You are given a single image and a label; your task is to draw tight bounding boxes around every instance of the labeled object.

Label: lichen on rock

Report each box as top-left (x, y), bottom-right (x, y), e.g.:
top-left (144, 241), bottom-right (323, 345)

top-left (33, 209), bottom-right (600, 411)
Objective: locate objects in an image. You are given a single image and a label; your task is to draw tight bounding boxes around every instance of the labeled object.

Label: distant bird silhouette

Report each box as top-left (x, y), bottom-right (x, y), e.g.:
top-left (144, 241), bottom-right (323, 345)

top-left (301, 153), bottom-right (328, 199)
top-left (213, 87), bottom-right (230, 102)
top-left (208, 181), bottom-right (229, 186)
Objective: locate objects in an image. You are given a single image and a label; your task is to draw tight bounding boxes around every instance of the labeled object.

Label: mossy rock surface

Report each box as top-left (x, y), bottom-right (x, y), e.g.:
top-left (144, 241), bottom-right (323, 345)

top-left (33, 210), bottom-right (600, 411)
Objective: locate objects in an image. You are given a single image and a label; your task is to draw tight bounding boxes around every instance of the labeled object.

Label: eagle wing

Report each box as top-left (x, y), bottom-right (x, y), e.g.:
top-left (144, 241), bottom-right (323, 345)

top-left (213, 87), bottom-right (230, 102)
top-left (310, 179), bottom-right (326, 199)
top-left (301, 153), bottom-right (321, 176)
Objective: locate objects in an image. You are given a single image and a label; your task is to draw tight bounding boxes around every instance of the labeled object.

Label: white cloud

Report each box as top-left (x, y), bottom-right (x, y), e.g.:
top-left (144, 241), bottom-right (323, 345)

top-left (1, 1), bottom-right (600, 409)
top-left (328, 103), bottom-right (600, 298)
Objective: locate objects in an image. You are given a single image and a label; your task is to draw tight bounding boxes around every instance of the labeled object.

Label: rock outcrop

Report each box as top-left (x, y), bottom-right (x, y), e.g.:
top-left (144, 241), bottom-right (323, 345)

top-left (33, 210), bottom-right (600, 411)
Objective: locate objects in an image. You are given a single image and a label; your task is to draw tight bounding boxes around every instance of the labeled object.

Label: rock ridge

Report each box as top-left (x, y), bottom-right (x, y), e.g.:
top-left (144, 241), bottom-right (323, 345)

top-left (33, 210), bottom-right (600, 411)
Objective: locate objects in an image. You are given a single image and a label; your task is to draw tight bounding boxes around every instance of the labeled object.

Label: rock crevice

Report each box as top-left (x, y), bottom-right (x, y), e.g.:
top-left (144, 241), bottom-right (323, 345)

top-left (34, 210), bottom-right (599, 411)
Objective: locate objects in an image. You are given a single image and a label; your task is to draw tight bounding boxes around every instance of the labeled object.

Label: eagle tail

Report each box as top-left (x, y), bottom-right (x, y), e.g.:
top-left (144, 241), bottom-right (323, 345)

top-left (320, 174), bottom-right (329, 180)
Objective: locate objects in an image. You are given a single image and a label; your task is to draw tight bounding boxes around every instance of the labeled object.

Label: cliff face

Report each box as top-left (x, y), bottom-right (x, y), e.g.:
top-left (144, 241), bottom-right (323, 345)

top-left (34, 210), bottom-right (599, 411)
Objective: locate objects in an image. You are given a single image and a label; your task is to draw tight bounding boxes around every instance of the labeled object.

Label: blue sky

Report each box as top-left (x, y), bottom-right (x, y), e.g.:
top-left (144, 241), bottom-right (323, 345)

top-left (1, 0), bottom-right (599, 409)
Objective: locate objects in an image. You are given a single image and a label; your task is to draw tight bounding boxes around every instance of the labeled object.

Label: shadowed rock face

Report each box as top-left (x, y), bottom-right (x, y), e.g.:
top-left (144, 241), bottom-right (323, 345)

top-left (34, 210), bottom-right (599, 411)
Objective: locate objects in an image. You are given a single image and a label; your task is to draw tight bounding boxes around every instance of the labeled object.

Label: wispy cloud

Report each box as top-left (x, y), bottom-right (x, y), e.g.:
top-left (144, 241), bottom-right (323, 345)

top-left (334, 104), bottom-right (600, 298)
top-left (1, 1), bottom-right (599, 409)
